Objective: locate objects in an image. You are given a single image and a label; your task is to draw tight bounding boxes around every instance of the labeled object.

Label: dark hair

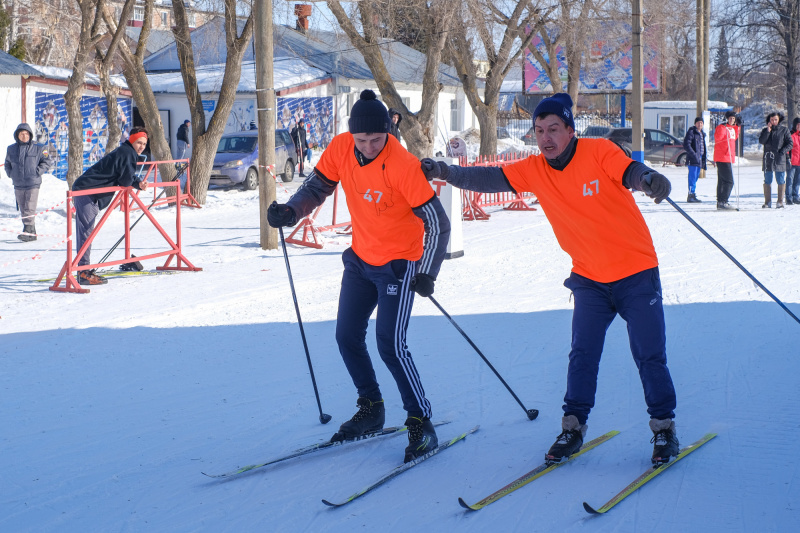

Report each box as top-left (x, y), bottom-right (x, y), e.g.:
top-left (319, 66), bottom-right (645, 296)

top-left (766, 112), bottom-right (782, 124)
top-left (130, 126), bottom-right (148, 137)
top-left (694, 117), bottom-right (703, 124)
top-left (725, 111), bottom-right (737, 119)
top-left (792, 117), bottom-right (800, 133)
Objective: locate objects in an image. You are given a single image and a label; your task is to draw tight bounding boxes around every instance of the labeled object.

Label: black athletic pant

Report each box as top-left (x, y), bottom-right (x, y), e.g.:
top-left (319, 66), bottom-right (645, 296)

top-left (716, 162), bottom-right (734, 203)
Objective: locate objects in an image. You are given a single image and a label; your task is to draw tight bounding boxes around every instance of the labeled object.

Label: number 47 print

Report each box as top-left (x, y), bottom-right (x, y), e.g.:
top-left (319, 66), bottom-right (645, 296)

top-left (364, 189), bottom-right (383, 203)
top-left (583, 180), bottom-right (599, 196)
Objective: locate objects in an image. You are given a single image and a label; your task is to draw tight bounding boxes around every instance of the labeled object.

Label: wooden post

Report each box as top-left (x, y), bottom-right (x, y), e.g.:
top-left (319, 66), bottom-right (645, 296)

top-left (256, 0), bottom-right (278, 249)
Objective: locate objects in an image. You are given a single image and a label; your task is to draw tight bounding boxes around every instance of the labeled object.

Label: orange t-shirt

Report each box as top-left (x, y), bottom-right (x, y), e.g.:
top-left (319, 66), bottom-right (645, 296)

top-left (503, 138), bottom-right (658, 283)
top-left (314, 133), bottom-right (435, 266)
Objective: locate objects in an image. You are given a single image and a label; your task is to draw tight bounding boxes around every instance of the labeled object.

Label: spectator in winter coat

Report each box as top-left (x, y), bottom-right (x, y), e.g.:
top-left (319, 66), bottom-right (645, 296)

top-left (388, 108), bottom-right (402, 142)
top-left (268, 90), bottom-right (450, 463)
top-left (176, 120), bottom-right (191, 160)
top-left (713, 111), bottom-right (740, 210)
top-left (71, 127), bottom-right (149, 285)
top-left (788, 118), bottom-right (800, 205)
top-left (419, 92), bottom-right (680, 467)
top-left (759, 112), bottom-right (793, 208)
top-left (4, 123), bottom-right (52, 242)
top-left (291, 118), bottom-right (309, 177)
top-left (682, 118), bottom-right (706, 203)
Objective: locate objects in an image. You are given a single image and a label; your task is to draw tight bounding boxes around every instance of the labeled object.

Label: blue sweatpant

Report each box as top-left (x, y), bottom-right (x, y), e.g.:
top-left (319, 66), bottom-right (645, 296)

top-left (562, 268), bottom-right (676, 425)
top-left (687, 165), bottom-right (701, 193)
top-left (335, 247), bottom-right (432, 419)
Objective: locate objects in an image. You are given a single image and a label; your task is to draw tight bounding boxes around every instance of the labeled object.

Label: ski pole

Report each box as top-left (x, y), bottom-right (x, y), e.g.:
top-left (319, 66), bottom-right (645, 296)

top-left (666, 197), bottom-right (800, 326)
top-left (97, 164), bottom-right (189, 265)
top-left (427, 295), bottom-right (539, 420)
top-left (278, 227), bottom-right (332, 424)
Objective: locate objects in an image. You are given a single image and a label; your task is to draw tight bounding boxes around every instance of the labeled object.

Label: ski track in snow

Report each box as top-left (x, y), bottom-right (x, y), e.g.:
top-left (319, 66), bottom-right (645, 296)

top-left (1, 162), bottom-right (799, 532)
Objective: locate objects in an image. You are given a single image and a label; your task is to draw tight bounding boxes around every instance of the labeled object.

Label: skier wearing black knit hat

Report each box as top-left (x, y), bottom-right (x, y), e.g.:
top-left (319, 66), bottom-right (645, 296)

top-left (267, 90), bottom-right (451, 463)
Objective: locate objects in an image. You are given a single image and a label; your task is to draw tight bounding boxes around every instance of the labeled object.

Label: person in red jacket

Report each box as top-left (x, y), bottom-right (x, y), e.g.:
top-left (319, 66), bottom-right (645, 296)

top-left (268, 90), bottom-right (451, 463)
top-left (788, 118), bottom-right (800, 205)
top-left (421, 93), bottom-right (680, 467)
top-left (713, 111), bottom-right (740, 210)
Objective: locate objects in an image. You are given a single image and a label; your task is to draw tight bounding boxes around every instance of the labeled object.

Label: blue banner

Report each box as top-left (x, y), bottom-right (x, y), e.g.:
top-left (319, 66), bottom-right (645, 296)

top-left (34, 91), bottom-right (132, 180)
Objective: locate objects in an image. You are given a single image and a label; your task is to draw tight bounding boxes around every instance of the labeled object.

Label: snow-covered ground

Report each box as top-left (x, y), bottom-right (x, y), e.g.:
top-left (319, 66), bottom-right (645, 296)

top-left (1, 159), bottom-right (799, 532)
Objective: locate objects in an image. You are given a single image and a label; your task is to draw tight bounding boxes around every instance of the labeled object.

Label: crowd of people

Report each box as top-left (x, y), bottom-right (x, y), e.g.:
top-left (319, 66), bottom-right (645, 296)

top-left (682, 108), bottom-right (800, 209)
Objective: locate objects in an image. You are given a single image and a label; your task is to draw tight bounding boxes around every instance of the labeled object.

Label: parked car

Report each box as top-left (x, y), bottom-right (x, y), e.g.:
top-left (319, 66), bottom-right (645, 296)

top-left (209, 129), bottom-right (297, 190)
top-left (579, 125), bottom-right (613, 138)
top-left (603, 127), bottom-right (688, 165)
top-left (521, 126), bottom-right (536, 145)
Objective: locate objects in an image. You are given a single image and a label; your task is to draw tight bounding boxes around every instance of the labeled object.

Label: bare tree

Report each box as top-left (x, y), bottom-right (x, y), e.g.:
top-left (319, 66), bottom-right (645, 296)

top-left (326, 0), bottom-right (457, 158)
top-left (645, 0), bottom-right (696, 101)
top-left (446, 0), bottom-right (552, 155)
top-left (63, 0), bottom-right (103, 187)
top-left (171, 0), bottom-right (254, 204)
top-left (718, 0), bottom-right (800, 119)
top-left (103, 0), bottom-right (177, 189)
top-left (93, 0), bottom-right (134, 153)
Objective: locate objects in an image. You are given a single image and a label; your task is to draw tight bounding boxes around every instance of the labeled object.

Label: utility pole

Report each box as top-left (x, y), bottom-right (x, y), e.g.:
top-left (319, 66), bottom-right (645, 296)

top-left (695, 0), bottom-right (707, 178)
top-left (255, 0), bottom-right (277, 249)
top-left (631, 0), bottom-right (644, 162)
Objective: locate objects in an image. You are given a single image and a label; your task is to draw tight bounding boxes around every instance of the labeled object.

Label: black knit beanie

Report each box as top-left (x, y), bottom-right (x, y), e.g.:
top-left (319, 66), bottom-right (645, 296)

top-left (348, 90), bottom-right (390, 134)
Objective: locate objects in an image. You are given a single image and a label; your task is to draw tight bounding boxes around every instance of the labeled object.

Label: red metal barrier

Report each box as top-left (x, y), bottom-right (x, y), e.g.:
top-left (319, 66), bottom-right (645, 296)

top-left (285, 185), bottom-right (351, 249)
top-left (137, 159), bottom-right (202, 209)
top-left (458, 153), bottom-right (538, 221)
top-left (49, 181), bottom-right (202, 294)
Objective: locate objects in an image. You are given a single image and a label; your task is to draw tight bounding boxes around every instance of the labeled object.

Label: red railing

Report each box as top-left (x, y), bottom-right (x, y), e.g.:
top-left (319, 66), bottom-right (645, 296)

top-left (49, 180), bottom-right (202, 294)
top-left (458, 153), bottom-right (538, 221)
top-left (136, 159), bottom-right (202, 209)
top-left (285, 185), bottom-right (351, 249)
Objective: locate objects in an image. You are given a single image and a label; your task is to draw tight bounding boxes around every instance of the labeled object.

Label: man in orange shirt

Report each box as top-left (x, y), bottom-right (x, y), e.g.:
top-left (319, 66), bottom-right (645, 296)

top-left (268, 90), bottom-right (451, 463)
top-left (421, 93), bottom-right (679, 466)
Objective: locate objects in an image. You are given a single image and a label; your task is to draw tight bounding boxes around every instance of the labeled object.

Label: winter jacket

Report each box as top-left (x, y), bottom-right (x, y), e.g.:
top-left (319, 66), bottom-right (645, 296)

top-left (177, 123), bottom-right (190, 144)
top-left (713, 124), bottom-right (739, 164)
top-left (792, 131), bottom-right (800, 167)
top-left (759, 115), bottom-right (793, 172)
top-left (291, 123), bottom-right (308, 153)
top-left (388, 108), bottom-right (402, 142)
top-left (72, 141), bottom-right (145, 210)
top-left (682, 126), bottom-right (707, 169)
top-left (4, 123), bottom-right (52, 190)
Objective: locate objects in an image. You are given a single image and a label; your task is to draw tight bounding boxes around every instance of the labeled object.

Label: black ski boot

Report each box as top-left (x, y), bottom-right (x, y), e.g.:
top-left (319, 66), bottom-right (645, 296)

top-left (687, 193), bottom-right (702, 203)
top-left (330, 397), bottom-right (385, 442)
top-left (403, 416), bottom-right (438, 463)
top-left (650, 418), bottom-right (679, 466)
top-left (545, 415), bottom-right (587, 464)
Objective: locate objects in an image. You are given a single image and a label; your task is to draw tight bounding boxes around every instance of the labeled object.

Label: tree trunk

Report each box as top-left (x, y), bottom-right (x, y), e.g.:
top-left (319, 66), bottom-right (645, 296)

top-left (171, 0), bottom-right (254, 204)
top-left (64, 0), bottom-right (103, 188)
top-left (108, 0), bottom-right (176, 190)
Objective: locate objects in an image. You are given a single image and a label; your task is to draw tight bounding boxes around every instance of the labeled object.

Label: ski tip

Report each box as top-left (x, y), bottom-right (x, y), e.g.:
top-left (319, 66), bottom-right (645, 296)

top-left (583, 502), bottom-right (603, 514)
top-left (458, 497), bottom-right (479, 511)
top-left (321, 499), bottom-right (340, 507)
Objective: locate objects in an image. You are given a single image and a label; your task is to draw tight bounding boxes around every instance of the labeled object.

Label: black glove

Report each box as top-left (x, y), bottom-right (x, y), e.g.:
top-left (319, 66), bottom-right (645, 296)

top-left (267, 201), bottom-right (297, 228)
top-left (641, 172), bottom-right (671, 204)
top-left (410, 273), bottom-right (435, 297)
top-left (420, 158), bottom-right (449, 182)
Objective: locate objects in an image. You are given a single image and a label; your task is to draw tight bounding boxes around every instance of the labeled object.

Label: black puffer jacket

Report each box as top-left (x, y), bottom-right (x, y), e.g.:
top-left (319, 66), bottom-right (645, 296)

top-left (72, 141), bottom-right (144, 210)
top-left (388, 108), bottom-right (402, 142)
top-left (759, 114), bottom-right (793, 172)
top-left (682, 125), bottom-right (707, 169)
top-left (4, 123), bottom-right (52, 190)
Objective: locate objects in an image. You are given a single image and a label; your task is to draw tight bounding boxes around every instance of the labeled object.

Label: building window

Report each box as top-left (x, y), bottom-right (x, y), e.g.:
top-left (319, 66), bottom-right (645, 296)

top-left (450, 99), bottom-right (461, 132)
top-left (188, 12), bottom-right (196, 27)
top-left (161, 12), bottom-right (168, 26)
top-left (402, 97), bottom-right (410, 109)
top-left (133, 6), bottom-right (144, 21)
